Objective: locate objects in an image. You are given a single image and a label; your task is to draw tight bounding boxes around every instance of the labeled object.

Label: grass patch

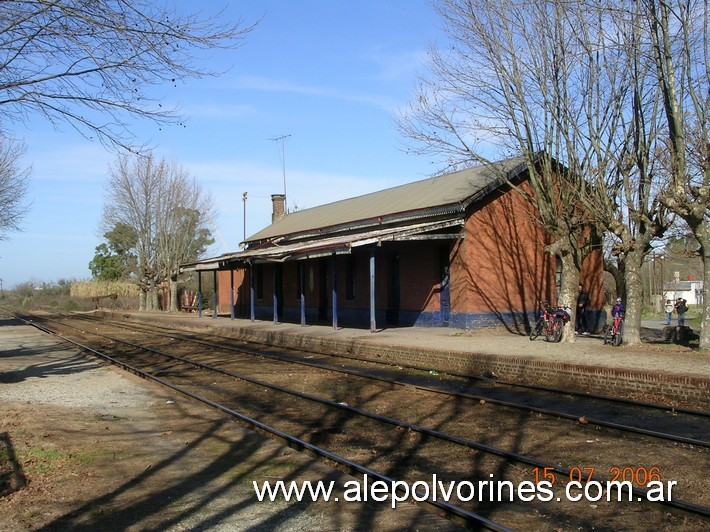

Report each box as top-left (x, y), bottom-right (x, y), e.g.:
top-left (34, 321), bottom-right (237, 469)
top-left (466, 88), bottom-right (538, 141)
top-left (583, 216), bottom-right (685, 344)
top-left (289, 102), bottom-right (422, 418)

top-left (19, 448), bottom-right (71, 474)
top-left (15, 446), bottom-right (120, 473)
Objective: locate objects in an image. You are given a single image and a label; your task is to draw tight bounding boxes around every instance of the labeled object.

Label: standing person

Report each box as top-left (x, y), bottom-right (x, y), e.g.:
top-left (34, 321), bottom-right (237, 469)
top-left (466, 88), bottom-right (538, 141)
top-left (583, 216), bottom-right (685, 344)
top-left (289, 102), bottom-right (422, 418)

top-left (675, 297), bottom-right (688, 327)
top-left (664, 299), bottom-right (675, 325)
top-left (576, 285), bottom-right (590, 335)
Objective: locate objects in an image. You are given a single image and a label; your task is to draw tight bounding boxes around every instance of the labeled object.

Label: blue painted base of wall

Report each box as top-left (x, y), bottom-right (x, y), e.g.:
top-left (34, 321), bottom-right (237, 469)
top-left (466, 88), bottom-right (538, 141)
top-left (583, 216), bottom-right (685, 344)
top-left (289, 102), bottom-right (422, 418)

top-left (253, 305), bottom-right (388, 328)
top-left (249, 305), bottom-right (605, 333)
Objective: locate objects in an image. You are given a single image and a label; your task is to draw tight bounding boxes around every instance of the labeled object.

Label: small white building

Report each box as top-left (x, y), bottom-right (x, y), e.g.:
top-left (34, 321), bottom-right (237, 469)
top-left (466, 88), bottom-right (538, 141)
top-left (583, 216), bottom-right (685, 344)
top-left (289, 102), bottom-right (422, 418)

top-left (663, 280), bottom-right (703, 306)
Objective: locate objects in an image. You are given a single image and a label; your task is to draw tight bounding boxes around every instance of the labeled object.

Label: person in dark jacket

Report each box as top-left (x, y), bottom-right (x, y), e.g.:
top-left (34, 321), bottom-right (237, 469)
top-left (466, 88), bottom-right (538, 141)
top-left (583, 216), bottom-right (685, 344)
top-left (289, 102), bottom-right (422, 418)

top-left (611, 298), bottom-right (625, 318)
top-left (675, 298), bottom-right (688, 326)
top-left (576, 285), bottom-right (590, 334)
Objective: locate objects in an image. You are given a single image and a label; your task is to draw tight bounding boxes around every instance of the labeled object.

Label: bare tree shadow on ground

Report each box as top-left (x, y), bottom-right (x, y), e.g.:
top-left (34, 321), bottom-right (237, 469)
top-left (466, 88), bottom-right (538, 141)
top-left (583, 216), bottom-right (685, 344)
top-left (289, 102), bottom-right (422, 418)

top-left (0, 432), bottom-right (27, 497)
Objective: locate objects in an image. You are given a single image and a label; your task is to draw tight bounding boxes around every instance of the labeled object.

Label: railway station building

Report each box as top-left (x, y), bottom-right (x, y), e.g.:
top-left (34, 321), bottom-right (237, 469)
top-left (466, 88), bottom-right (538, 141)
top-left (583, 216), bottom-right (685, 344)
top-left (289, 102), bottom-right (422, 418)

top-left (181, 155), bottom-right (604, 332)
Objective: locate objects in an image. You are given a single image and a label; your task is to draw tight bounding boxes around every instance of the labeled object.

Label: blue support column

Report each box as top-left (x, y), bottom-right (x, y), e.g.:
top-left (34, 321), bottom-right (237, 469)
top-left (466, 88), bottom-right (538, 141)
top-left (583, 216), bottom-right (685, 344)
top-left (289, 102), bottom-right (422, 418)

top-left (249, 264), bottom-right (255, 322)
top-left (300, 262), bottom-right (306, 327)
top-left (369, 247), bottom-right (376, 332)
top-left (197, 271), bottom-right (203, 318)
top-left (212, 270), bottom-right (218, 319)
top-left (273, 266), bottom-right (278, 324)
top-left (332, 252), bottom-right (338, 330)
top-left (230, 269), bottom-right (235, 320)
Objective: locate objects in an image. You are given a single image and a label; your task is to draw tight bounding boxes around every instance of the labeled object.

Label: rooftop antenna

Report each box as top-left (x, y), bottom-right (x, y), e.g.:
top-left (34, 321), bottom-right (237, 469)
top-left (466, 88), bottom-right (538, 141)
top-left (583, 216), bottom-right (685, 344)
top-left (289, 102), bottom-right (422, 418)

top-left (269, 134), bottom-right (291, 212)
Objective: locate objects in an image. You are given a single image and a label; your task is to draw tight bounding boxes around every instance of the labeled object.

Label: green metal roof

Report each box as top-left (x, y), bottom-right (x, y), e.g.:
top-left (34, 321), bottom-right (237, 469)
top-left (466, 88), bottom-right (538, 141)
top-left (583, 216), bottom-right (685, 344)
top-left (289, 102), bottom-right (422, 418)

top-left (246, 155), bottom-right (527, 244)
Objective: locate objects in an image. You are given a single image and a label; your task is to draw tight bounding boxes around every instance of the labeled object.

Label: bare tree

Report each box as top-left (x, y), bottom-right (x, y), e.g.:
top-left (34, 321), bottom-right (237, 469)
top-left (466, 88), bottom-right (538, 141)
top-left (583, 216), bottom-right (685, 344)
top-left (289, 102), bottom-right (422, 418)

top-left (399, 0), bottom-right (623, 341)
top-left (102, 153), bottom-right (161, 310)
top-left (154, 164), bottom-right (213, 312)
top-left (102, 153), bottom-right (214, 311)
top-left (644, 0), bottom-right (710, 349)
top-left (0, 1), bottom-right (254, 150)
top-left (0, 135), bottom-right (30, 240)
top-left (400, 0), bottom-right (690, 345)
top-left (572, 1), bottom-right (673, 345)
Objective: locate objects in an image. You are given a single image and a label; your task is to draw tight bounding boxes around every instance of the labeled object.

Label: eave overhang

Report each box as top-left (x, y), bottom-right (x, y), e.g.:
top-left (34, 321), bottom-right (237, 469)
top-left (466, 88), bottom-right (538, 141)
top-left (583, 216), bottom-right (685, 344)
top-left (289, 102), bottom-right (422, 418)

top-left (181, 217), bottom-right (465, 273)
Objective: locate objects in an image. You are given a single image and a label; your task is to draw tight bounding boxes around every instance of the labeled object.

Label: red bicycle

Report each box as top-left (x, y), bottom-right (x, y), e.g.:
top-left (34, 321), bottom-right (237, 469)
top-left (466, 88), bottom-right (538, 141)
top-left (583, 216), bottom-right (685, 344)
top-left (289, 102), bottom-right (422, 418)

top-left (604, 312), bottom-right (624, 346)
top-left (530, 301), bottom-right (570, 343)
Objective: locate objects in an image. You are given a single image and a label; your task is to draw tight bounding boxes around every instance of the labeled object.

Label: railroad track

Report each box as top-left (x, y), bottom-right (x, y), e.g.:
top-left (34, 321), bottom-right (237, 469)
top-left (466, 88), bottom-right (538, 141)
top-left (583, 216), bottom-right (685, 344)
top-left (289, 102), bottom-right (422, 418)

top-left (68, 312), bottom-right (710, 447)
top-left (7, 311), bottom-right (710, 530)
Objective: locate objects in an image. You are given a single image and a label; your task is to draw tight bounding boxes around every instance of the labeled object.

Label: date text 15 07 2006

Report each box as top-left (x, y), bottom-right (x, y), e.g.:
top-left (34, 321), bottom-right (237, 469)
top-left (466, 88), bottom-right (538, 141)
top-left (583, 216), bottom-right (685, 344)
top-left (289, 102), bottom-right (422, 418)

top-left (532, 466), bottom-right (677, 502)
top-left (533, 465), bottom-right (664, 486)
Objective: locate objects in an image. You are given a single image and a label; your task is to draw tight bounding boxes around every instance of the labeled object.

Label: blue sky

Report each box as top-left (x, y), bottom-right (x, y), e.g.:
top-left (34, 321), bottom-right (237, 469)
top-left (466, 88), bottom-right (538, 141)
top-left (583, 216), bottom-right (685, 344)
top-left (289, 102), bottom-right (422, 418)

top-left (0, 1), bottom-right (447, 289)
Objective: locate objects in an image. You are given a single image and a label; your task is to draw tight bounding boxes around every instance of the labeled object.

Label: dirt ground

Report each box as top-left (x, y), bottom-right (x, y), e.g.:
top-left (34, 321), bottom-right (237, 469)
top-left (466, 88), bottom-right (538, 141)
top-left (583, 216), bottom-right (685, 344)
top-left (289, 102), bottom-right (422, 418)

top-left (0, 321), bottom-right (456, 531)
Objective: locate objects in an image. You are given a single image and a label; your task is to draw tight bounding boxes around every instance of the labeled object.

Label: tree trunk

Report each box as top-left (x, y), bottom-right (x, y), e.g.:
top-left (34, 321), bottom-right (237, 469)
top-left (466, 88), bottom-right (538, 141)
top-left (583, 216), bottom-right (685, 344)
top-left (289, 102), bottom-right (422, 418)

top-left (699, 237), bottom-right (710, 351)
top-left (139, 289), bottom-right (146, 311)
top-left (149, 283), bottom-right (160, 311)
top-left (169, 276), bottom-right (179, 313)
top-left (558, 252), bottom-right (581, 343)
top-left (623, 249), bottom-right (645, 346)
top-left (604, 259), bottom-right (626, 301)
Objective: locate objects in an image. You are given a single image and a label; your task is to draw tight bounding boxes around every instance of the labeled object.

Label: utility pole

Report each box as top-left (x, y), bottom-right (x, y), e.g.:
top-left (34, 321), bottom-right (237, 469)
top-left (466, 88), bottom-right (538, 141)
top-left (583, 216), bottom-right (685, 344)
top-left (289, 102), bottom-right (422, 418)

top-left (269, 134), bottom-right (291, 213)
top-left (242, 191), bottom-right (248, 246)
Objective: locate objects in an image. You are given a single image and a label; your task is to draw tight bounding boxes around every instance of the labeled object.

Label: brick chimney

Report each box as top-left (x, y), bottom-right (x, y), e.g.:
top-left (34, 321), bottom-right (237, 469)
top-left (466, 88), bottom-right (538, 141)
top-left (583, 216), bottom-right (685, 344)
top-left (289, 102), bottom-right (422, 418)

top-left (271, 194), bottom-right (286, 223)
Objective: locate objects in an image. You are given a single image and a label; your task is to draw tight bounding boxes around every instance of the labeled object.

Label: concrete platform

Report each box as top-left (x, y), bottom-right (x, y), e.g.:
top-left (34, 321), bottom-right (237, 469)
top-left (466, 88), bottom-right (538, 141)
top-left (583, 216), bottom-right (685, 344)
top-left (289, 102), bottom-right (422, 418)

top-left (100, 311), bottom-right (710, 409)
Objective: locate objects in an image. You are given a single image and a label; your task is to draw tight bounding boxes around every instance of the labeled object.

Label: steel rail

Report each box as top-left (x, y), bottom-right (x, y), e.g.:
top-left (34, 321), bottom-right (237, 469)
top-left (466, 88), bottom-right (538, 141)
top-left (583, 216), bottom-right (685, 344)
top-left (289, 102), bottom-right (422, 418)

top-left (7, 311), bottom-right (509, 531)
top-left (21, 312), bottom-right (710, 521)
top-left (81, 312), bottom-right (710, 419)
top-left (66, 313), bottom-right (710, 449)
top-left (266, 341), bottom-right (710, 418)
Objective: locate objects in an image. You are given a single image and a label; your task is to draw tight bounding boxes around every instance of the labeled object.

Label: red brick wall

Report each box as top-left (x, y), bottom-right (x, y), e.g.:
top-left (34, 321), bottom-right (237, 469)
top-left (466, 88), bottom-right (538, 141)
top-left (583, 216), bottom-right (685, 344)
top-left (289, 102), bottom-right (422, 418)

top-left (451, 186), bottom-right (554, 315)
top-left (581, 249), bottom-right (605, 309)
top-left (397, 243), bottom-right (441, 312)
top-left (217, 268), bottom-right (247, 314)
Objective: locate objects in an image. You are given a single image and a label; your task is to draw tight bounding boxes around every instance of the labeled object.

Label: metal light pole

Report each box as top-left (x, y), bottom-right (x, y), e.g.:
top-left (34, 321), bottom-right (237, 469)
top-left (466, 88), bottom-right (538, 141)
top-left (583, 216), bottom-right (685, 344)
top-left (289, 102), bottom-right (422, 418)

top-left (242, 192), bottom-right (247, 247)
top-left (660, 254), bottom-right (665, 298)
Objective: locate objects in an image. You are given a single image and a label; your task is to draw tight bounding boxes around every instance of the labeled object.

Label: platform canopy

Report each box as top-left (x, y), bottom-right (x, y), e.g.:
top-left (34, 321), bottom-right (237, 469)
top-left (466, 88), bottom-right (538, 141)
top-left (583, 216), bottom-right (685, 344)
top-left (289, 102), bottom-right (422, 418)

top-left (181, 217), bottom-right (465, 272)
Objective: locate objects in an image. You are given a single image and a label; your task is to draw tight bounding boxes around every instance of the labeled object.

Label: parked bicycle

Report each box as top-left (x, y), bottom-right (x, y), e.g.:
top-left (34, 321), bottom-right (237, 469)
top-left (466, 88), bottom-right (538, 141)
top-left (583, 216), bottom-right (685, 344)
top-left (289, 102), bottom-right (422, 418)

top-left (604, 311), bottom-right (624, 346)
top-left (603, 297), bottom-right (625, 346)
top-left (530, 301), bottom-right (570, 343)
